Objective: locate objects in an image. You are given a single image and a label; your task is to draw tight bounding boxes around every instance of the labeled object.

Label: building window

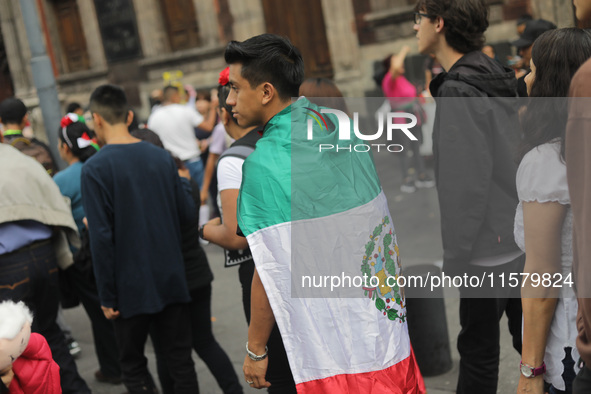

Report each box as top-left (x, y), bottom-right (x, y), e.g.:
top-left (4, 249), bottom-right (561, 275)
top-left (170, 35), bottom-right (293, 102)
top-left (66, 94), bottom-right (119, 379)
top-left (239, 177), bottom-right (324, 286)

top-left (158, 0), bottom-right (200, 51)
top-left (52, 0), bottom-right (90, 73)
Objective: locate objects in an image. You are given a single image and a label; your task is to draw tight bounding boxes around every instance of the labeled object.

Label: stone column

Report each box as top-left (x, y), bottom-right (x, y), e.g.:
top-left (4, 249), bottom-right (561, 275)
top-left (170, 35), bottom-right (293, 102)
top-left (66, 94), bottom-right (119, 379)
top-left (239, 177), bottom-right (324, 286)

top-left (0, 0), bottom-right (34, 96)
top-left (227, 0), bottom-right (265, 41)
top-left (320, 0), bottom-right (363, 95)
top-left (193, 0), bottom-right (218, 47)
top-left (131, 0), bottom-right (170, 57)
top-left (532, 0), bottom-right (575, 27)
top-left (77, 0), bottom-right (107, 69)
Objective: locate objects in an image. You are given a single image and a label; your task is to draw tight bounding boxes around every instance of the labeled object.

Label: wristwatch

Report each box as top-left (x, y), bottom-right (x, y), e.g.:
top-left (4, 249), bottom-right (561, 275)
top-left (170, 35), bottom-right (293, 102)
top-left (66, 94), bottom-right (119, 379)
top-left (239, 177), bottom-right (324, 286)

top-left (198, 224), bottom-right (206, 240)
top-left (520, 361), bottom-right (546, 378)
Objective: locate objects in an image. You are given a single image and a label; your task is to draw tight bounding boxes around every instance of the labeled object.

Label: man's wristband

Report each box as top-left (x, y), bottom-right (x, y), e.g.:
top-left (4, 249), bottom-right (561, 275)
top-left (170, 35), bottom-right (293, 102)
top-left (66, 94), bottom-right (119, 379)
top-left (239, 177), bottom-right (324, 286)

top-left (246, 342), bottom-right (268, 361)
top-left (199, 224), bottom-right (206, 240)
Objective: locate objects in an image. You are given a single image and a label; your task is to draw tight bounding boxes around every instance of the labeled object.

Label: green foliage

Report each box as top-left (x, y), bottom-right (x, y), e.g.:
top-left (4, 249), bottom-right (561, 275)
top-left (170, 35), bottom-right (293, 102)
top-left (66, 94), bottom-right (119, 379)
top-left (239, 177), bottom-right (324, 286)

top-left (375, 297), bottom-right (385, 311)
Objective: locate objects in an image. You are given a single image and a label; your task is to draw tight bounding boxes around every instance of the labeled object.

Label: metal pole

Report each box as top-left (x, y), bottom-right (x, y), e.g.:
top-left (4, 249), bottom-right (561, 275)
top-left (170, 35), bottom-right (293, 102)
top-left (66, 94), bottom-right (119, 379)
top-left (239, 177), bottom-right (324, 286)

top-left (18, 0), bottom-right (66, 170)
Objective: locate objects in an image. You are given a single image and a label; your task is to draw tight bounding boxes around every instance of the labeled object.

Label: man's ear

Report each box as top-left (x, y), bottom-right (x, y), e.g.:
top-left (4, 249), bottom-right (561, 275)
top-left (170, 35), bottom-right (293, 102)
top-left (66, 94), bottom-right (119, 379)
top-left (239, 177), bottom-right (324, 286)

top-left (126, 110), bottom-right (134, 127)
top-left (435, 16), bottom-right (444, 33)
top-left (20, 112), bottom-right (29, 128)
top-left (220, 107), bottom-right (231, 125)
top-left (92, 112), bottom-right (102, 129)
top-left (261, 82), bottom-right (275, 106)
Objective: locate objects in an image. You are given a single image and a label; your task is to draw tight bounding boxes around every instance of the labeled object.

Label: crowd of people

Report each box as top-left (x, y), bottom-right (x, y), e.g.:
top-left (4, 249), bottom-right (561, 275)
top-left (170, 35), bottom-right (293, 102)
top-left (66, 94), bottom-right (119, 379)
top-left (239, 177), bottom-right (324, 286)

top-left (1, 0), bottom-right (591, 393)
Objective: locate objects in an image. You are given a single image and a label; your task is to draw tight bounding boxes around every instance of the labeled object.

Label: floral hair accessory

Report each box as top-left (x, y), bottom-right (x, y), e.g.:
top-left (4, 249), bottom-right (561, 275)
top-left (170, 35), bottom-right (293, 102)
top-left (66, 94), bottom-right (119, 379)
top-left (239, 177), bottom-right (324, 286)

top-left (61, 112), bottom-right (99, 151)
top-left (218, 67), bottom-right (230, 86)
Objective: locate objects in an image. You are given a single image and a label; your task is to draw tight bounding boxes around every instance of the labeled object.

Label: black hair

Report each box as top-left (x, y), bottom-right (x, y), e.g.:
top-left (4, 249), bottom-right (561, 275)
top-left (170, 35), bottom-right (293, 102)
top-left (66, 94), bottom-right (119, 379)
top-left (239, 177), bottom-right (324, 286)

top-left (196, 90), bottom-right (211, 101)
top-left (130, 128), bottom-right (164, 149)
top-left (415, 0), bottom-right (489, 54)
top-left (517, 14), bottom-right (533, 26)
top-left (224, 34), bottom-right (305, 100)
top-left (131, 128), bottom-right (185, 171)
top-left (518, 28), bottom-right (591, 161)
top-left (128, 109), bottom-right (139, 132)
top-left (0, 97), bottom-right (27, 124)
top-left (89, 84), bottom-right (128, 125)
top-left (66, 102), bottom-right (82, 114)
top-left (218, 84), bottom-right (238, 124)
top-left (58, 120), bottom-right (98, 163)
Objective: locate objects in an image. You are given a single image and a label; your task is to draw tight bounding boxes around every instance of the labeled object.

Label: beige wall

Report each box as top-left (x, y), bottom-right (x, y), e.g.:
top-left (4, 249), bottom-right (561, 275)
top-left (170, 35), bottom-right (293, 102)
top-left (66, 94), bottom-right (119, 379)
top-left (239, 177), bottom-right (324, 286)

top-left (227, 0), bottom-right (265, 41)
top-left (532, 0), bottom-right (575, 27)
top-left (0, 0), bottom-right (34, 96)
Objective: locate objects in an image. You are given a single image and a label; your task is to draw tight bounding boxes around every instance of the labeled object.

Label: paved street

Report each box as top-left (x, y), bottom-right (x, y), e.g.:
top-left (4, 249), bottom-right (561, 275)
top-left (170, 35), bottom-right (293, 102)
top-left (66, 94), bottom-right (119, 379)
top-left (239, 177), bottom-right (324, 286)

top-left (64, 146), bottom-right (521, 393)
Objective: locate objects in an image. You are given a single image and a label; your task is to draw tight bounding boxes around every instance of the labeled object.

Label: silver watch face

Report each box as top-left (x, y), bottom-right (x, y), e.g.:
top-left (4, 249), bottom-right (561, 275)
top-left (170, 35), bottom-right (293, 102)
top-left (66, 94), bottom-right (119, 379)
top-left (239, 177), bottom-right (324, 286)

top-left (520, 364), bottom-right (533, 378)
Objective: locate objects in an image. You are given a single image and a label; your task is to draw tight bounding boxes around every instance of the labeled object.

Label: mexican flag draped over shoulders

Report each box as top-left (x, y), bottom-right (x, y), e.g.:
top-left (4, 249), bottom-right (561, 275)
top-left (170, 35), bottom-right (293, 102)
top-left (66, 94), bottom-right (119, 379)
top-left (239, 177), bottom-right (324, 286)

top-left (237, 97), bottom-right (425, 393)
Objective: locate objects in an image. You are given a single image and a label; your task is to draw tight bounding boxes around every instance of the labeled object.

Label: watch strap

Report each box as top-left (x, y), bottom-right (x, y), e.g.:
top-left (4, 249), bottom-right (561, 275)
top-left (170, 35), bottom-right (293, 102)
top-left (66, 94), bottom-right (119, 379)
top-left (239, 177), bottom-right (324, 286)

top-left (520, 360), bottom-right (546, 378)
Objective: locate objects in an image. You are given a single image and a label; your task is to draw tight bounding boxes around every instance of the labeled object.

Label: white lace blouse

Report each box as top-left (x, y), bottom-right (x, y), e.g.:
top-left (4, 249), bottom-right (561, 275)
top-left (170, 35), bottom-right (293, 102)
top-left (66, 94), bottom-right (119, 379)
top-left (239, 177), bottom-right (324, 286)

top-left (514, 141), bottom-right (579, 390)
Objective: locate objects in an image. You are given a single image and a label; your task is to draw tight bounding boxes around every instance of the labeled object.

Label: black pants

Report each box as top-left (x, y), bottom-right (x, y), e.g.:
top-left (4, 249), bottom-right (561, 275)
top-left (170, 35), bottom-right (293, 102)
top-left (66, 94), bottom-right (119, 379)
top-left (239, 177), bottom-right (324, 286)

top-left (456, 256), bottom-right (524, 394)
top-left (113, 303), bottom-right (198, 394)
top-left (0, 240), bottom-right (90, 394)
top-left (62, 260), bottom-right (121, 377)
top-left (153, 285), bottom-right (242, 394)
top-left (238, 261), bottom-right (297, 394)
top-left (573, 362), bottom-right (591, 394)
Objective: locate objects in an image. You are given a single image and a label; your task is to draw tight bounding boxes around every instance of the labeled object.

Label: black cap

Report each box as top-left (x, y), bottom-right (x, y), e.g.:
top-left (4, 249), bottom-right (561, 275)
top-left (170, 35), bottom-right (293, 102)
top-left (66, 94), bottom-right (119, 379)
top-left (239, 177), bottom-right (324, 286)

top-left (512, 19), bottom-right (557, 49)
top-left (0, 98), bottom-right (27, 124)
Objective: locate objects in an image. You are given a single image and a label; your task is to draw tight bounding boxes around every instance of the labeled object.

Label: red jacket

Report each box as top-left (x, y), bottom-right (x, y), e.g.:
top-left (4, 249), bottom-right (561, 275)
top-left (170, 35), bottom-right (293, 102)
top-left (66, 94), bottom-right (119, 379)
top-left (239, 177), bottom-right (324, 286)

top-left (8, 333), bottom-right (61, 393)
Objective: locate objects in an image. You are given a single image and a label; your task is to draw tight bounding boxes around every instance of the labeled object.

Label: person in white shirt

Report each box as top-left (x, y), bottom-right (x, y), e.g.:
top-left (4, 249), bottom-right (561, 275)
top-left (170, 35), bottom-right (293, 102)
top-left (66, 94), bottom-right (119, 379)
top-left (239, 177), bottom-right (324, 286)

top-left (148, 85), bottom-right (217, 187)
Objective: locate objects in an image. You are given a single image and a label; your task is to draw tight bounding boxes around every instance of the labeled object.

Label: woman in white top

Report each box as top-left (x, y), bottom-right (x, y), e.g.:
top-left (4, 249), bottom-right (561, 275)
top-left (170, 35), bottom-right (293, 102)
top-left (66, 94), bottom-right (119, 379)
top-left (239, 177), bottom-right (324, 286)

top-left (515, 28), bottom-right (591, 394)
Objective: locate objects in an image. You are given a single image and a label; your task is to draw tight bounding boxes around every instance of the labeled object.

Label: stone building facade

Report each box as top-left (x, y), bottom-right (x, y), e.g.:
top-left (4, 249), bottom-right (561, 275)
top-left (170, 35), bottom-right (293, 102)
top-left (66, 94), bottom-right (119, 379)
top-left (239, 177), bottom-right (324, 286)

top-left (0, 0), bottom-right (577, 136)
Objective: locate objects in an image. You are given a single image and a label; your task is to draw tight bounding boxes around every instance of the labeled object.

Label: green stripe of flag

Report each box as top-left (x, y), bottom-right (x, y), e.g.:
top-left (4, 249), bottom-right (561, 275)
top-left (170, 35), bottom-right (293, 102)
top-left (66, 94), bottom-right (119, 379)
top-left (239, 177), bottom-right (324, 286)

top-left (237, 97), bottom-right (382, 237)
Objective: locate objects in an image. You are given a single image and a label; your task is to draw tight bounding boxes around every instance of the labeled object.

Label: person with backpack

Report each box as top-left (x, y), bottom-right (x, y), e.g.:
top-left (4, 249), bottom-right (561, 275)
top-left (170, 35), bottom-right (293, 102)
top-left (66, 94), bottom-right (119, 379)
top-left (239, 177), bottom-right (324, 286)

top-left (0, 98), bottom-right (57, 176)
top-left (200, 67), bottom-right (297, 392)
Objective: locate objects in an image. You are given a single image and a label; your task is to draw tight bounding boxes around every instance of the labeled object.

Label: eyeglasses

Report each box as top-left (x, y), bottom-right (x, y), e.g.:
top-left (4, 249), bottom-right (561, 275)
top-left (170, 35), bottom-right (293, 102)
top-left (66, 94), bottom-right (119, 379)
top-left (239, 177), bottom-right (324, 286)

top-left (414, 12), bottom-right (433, 24)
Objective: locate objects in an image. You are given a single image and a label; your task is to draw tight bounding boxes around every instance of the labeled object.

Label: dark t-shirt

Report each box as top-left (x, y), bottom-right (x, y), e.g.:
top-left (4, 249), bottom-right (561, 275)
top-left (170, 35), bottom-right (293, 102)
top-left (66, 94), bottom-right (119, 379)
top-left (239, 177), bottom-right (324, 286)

top-left (81, 141), bottom-right (195, 318)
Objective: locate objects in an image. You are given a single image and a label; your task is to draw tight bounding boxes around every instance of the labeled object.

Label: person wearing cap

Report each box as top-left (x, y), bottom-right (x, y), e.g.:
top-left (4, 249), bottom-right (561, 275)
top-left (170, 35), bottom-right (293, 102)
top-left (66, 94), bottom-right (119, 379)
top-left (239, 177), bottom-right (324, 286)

top-left (0, 97), bottom-right (57, 176)
top-left (511, 19), bottom-right (557, 97)
top-left (516, 14), bottom-right (533, 36)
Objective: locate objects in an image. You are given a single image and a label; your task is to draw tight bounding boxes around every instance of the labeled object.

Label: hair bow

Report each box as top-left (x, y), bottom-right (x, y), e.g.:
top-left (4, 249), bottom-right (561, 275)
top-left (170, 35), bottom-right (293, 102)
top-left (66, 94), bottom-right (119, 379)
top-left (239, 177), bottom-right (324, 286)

top-left (77, 132), bottom-right (100, 151)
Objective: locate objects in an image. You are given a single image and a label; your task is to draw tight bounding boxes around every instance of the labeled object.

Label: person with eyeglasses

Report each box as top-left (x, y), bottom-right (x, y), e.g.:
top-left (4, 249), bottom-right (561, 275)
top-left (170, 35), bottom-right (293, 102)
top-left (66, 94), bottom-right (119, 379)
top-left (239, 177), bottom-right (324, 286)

top-left (413, 0), bottom-right (523, 393)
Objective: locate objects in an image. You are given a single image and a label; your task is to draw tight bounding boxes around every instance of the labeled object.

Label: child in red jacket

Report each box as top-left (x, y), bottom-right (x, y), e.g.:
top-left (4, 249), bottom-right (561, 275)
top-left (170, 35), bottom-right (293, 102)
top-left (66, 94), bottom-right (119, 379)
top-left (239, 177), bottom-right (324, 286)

top-left (0, 301), bottom-right (61, 393)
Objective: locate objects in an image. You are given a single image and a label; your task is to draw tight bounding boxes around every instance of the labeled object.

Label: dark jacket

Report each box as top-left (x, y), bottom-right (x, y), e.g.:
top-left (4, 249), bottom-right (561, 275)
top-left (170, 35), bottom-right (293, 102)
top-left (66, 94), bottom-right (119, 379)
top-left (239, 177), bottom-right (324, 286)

top-left (430, 51), bottom-right (521, 274)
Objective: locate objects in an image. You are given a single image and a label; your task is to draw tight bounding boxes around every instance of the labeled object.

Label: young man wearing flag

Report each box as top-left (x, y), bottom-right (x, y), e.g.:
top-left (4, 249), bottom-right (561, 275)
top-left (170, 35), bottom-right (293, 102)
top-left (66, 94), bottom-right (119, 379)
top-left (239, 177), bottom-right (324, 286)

top-left (224, 33), bottom-right (424, 393)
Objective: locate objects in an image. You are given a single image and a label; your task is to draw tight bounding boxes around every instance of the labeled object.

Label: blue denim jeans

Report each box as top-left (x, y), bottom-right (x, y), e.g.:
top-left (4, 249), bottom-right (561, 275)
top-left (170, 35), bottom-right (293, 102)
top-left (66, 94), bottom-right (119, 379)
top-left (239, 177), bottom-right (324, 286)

top-left (0, 240), bottom-right (90, 393)
top-left (184, 158), bottom-right (204, 189)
